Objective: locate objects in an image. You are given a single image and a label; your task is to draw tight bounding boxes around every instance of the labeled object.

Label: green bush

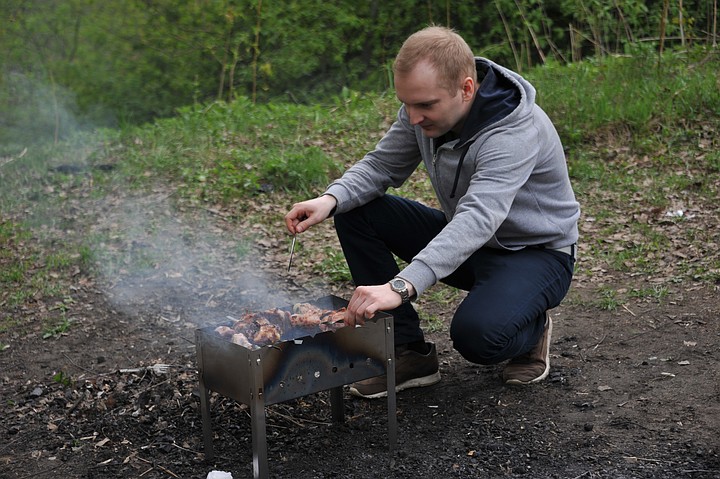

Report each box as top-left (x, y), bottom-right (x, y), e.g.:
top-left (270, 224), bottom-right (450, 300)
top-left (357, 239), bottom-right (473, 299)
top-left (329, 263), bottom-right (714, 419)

top-left (527, 49), bottom-right (720, 148)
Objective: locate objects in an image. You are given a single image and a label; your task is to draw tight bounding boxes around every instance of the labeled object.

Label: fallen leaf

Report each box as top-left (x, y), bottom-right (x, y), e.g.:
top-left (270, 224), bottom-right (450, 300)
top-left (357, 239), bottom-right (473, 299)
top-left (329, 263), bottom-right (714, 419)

top-left (95, 438), bottom-right (110, 448)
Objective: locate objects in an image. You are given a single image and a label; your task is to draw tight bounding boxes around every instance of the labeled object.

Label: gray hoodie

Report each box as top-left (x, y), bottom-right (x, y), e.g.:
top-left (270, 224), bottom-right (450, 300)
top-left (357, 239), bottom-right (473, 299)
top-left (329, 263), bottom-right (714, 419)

top-left (326, 58), bottom-right (580, 297)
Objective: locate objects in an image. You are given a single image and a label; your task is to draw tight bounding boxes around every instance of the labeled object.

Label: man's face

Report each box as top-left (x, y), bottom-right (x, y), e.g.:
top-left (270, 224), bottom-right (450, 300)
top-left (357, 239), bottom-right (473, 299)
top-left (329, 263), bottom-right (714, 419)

top-left (394, 60), bottom-right (474, 138)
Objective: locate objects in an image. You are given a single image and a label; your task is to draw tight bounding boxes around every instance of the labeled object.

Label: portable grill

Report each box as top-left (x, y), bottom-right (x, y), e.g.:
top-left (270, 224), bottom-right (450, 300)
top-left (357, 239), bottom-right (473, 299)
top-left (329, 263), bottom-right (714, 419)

top-left (195, 295), bottom-right (397, 479)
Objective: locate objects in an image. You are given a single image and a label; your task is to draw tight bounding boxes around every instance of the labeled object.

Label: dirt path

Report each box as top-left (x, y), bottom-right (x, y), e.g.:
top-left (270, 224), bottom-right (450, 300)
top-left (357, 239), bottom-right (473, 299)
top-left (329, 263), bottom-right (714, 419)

top-left (1, 183), bottom-right (719, 479)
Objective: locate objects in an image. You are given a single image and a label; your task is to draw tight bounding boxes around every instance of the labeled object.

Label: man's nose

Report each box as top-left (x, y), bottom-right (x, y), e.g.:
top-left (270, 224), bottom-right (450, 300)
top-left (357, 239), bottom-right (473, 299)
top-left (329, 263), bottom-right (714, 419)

top-left (407, 108), bottom-right (424, 125)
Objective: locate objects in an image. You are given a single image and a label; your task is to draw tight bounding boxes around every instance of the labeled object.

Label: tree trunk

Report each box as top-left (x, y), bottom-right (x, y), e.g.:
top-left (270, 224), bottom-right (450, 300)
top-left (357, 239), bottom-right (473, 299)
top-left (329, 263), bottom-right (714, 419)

top-left (251, 0), bottom-right (262, 104)
top-left (496, 0), bottom-right (521, 71)
top-left (679, 0), bottom-right (685, 47)
top-left (713, 0), bottom-right (718, 47)
top-left (659, 0), bottom-right (669, 59)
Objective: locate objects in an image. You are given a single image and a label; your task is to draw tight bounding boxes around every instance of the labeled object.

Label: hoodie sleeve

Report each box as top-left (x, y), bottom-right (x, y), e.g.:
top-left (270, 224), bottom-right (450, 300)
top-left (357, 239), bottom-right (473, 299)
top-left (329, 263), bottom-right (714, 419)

top-left (325, 107), bottom-right (423, 213)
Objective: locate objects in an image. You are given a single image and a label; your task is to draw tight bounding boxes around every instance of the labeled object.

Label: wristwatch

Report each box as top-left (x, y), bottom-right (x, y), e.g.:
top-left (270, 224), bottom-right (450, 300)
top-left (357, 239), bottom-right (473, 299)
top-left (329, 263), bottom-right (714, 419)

top-left (389, 277), bottom-right (411, 304)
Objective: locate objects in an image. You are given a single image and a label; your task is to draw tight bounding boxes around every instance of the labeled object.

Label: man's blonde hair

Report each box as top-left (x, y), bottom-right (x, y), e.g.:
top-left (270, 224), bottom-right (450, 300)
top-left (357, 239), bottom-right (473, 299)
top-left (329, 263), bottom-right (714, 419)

top-left (393, 26), bottom-right (476, 96)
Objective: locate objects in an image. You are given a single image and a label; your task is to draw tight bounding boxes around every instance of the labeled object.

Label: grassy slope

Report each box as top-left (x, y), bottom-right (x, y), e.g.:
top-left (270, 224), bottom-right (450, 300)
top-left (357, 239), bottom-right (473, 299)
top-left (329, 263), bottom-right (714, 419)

top-left (1, 50), bottom-right (719, 339)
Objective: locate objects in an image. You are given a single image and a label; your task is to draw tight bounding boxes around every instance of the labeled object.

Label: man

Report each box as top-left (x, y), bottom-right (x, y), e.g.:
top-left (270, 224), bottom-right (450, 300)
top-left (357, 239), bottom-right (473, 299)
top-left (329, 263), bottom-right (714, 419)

top-left (284, 26), bottom-right (579, 399)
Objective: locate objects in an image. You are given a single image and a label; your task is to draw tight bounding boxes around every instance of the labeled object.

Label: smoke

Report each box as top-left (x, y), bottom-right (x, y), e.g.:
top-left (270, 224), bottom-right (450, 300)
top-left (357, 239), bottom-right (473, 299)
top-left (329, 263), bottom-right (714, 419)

top-left (0, 70), bottom-right (81, 150)
top-left (0, 72), bottom-right (304, 331)
top-left (89, 190), bottom-right (291, 325)
top-left (86, 190), bottom-right (342, 330)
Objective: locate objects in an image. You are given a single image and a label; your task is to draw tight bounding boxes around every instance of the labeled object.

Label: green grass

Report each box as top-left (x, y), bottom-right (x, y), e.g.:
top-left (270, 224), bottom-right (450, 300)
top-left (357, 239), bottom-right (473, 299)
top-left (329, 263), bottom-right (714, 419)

top-left (0, 219), bottom-right (88, 334)
top-left (418, 285), bottom-right (462, 333)
top-left (116, 94), bottom-right (396, 202)
top-left (41, 298), bottom-right (75, 339)
top-left (421, 313), bottom-right (446, 333)
top-left (0, 221), bottom-right (30, 288)
top-left (527, 47), bottom-right (720, 149)
top-left (1, 47), bottom-right (718, 332)
top-left (628, 285), bottom-right (669, 302)
top-left (52, 371), bottom-right (73, 387)
top-left (313, 247), bottom-right (352, 283)
top-left (43, 316), bottom-right (72, 340)
top-left (595, 287), bottom-right (622, 311)
top-left (0, 264), bottom-right (26, 283)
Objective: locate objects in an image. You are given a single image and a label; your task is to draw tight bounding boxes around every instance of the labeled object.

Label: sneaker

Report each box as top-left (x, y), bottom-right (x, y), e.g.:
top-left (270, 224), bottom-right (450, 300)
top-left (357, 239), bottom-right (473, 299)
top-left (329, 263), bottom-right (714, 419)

top-left (502, 313), bottom-right (553, 385)
top-left (349, 342), bottom-right (441, 399)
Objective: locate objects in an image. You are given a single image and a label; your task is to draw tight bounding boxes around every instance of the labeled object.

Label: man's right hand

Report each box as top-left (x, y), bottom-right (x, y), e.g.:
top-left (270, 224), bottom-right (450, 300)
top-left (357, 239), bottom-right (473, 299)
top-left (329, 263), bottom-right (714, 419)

top-left (284, 194), bottom-right (337, 235)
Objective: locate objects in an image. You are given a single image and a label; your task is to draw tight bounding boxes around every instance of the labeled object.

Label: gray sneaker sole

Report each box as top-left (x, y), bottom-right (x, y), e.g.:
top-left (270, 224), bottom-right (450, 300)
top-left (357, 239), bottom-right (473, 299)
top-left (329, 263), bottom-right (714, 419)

top-left (349, 371), bottom-right (442, 399)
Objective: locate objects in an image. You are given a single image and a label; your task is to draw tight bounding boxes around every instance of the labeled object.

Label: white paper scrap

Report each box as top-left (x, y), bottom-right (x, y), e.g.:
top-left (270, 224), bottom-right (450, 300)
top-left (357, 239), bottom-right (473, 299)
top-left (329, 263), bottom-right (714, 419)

top-left (207, 471), bottom-right (234, 479)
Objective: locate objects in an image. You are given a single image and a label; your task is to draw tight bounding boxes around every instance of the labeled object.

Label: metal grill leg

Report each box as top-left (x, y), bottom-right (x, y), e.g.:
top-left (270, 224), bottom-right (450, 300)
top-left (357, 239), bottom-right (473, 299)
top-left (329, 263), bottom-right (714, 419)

top-left (251, 357), bottom-right (269, 479)
top-left (385, 318), bottom-right (397, 450)
top-left (196, 333), bottom-right (215, 462)
top-left (330, 386), bottom-right (344, 422)
top-left (199, 382), bottom-right (214, 461)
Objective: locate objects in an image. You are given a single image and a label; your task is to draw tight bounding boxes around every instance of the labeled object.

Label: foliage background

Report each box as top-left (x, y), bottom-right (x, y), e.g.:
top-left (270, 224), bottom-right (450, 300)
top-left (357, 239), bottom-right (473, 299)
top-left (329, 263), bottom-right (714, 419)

top-left (1, 0), bottom-right (717, 147)
top-left (0, 1), bottom-right (718, 354)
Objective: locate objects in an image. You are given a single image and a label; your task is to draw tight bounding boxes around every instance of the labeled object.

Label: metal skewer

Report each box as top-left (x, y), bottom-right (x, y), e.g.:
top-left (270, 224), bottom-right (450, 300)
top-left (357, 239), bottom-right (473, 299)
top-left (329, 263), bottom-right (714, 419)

top-left (287, 234), bottom-right (297, 272)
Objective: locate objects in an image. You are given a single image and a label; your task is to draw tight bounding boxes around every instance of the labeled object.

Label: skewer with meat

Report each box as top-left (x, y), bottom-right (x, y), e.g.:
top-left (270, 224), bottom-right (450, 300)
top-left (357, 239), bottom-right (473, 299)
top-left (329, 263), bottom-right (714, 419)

top-left (289, 303), bottom-right (325, 327)
top-left (253, 324), bottom-right (281, 346)
top-left (214, 303), bottom-right (347, 348)
top-left (231, 332), bottom-right (253, 349)
top-left (315, 308), bottom-right (346, 331)
top-left (320, 307), bottom-right (346, 324)
top-left (215, 325), bottom-right (235, 338)
top-left (238, 308), bottom-right (290, 330)
top-left (290, 304), bottom-right (346, 328)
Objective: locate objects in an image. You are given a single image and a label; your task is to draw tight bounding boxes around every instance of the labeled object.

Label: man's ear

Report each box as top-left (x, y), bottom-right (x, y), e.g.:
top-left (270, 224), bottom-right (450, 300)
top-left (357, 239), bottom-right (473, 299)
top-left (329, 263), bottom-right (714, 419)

top-left (461, 77), bottom-right (475, 102)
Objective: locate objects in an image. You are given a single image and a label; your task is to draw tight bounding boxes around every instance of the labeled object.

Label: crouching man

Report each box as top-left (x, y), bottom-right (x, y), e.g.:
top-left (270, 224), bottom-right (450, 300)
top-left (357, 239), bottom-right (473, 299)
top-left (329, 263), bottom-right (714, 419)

top-left (285, 26), bottom-right (579, 398)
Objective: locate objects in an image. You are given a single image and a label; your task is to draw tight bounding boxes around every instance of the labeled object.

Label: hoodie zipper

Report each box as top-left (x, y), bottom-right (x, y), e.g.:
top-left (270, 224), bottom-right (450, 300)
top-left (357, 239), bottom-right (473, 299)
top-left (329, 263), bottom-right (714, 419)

top-left (432, 137), bottom-right (441, 167)
top-left (433, 141), bottom-right (469, 199)
top-left (449, 147), bottom-right (470, 199)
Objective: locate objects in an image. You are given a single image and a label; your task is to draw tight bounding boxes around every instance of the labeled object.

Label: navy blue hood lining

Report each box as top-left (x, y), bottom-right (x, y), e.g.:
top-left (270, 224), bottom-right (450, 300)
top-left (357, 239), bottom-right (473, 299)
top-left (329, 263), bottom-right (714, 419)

top-left (448, 60), bottom-right (521, 198)
top-left (458, 60), bottom-right (521, 146)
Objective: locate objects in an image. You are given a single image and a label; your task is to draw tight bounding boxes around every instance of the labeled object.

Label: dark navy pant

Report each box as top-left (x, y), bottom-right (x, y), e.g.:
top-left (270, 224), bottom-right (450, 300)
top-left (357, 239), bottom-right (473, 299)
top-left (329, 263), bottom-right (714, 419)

top-left (333, 195), bottom-right (575, 365)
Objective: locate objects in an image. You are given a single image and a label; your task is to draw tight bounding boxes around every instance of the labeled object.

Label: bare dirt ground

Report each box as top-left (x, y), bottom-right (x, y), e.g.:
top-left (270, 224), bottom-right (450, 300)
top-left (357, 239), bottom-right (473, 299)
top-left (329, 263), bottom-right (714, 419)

top-left (1, 173), bottom-right (719, 479)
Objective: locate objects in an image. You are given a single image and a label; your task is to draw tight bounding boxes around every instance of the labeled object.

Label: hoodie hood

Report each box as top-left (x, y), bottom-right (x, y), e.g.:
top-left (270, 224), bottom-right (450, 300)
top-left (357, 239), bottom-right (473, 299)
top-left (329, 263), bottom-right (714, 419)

top-left (457, 60), bottom-right (521, 146)
top-left (447, 60), bottom-right (522, 197)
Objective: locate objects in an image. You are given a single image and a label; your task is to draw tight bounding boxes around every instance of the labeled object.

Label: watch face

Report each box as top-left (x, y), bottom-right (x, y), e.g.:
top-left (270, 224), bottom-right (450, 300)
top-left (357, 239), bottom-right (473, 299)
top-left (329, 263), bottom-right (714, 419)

top-left (391, 279), bottom-right (406, 290)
